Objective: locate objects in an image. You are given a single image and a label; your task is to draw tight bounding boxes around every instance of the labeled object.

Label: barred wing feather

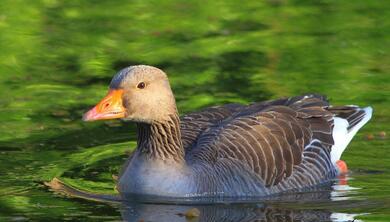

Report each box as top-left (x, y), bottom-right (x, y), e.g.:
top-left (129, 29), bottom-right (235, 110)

top-left (182, 94), bottom-right (336, 187)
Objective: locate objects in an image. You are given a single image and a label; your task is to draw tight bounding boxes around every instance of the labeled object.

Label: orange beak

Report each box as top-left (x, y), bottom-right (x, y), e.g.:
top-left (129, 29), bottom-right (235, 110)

top-left (83, 89), bottom-right (126, 121)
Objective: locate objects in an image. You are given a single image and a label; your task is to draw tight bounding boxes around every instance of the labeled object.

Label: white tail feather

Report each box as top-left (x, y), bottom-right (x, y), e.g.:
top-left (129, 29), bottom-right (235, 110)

top-left (330, 106), bottom-right (373, 164)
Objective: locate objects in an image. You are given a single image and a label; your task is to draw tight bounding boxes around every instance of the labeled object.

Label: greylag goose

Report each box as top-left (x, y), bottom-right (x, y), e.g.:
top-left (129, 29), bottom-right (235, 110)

top-left (83, 65), bottom-right (372, 198)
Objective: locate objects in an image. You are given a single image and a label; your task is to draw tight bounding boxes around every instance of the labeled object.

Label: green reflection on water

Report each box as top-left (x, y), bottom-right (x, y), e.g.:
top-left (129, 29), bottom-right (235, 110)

top-left (0, 0), bottom-right (389, 221)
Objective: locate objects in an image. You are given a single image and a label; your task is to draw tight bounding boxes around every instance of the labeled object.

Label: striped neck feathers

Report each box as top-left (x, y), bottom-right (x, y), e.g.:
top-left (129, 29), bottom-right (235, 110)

top-left (136, 114), bottom-right (184, 162)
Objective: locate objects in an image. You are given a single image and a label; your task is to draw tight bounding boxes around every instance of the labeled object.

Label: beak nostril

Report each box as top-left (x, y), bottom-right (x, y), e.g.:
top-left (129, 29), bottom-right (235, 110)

top-left (104, 103), bottom-right (110, 109)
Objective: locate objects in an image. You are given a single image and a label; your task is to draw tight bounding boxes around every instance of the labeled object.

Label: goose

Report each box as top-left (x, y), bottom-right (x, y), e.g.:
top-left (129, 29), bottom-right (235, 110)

top-left (83, 65), bottom-right (372, 199)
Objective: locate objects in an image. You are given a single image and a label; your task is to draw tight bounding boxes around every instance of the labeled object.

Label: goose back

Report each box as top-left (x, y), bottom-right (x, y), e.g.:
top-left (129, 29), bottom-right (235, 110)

top-left (180, 94), bottom-right (337, 190)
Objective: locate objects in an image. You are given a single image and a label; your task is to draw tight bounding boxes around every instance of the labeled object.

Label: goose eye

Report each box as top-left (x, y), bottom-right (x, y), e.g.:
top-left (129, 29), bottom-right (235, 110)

top-left (137, 82), bottom-right (146, 89)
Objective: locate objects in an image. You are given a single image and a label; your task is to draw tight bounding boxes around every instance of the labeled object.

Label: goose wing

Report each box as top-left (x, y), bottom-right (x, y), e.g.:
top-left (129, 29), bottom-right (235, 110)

top-left (180, 95), bottom-right (322, 150)
top-left (184, 94), bottom-right (336, 187)
top-left (180, 104), bottom-right (244, 151)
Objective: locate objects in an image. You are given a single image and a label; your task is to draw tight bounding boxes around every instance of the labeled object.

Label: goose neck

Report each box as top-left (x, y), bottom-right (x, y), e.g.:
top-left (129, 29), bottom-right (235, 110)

top-left (136, 114), bottom-right (184, 162)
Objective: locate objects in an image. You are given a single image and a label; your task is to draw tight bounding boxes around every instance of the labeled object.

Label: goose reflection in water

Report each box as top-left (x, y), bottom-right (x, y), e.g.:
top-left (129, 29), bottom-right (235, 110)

top-left (120, 202), bottom-right (362, 222)
top-left (47, 176), bottom-right (365, 222)
top-left (117, 174), bottom-right (364, 221)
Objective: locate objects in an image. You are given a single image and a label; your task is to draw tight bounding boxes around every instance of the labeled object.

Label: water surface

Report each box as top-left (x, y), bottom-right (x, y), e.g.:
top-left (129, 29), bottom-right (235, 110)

top-left (0, 0), bottom-right (389, 221)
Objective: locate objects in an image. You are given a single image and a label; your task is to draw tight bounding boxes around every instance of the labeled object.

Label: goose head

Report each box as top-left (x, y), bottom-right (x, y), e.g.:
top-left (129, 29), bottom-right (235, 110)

top-left (83, 65), bottom-right (177, 123)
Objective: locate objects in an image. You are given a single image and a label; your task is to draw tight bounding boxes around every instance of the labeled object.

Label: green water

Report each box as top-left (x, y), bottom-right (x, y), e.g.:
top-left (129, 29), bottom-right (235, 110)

top-left (0, 0), bottom-right (389, 221)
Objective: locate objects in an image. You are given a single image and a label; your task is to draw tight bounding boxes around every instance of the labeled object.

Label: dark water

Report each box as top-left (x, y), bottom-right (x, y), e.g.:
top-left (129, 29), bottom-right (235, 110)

top-left (0, 0), bottom-right (389, 221)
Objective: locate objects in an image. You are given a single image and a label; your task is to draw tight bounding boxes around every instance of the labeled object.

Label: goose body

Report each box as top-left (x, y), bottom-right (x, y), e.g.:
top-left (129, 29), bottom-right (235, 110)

top-left (83, 65), bottom-right (372, 199)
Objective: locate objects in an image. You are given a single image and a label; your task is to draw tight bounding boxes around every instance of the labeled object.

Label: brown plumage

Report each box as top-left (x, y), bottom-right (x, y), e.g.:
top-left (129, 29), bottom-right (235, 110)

top-left (182, 95), bottom-right (337, 187)
top-left (83, 65), bottom-right (372, 198)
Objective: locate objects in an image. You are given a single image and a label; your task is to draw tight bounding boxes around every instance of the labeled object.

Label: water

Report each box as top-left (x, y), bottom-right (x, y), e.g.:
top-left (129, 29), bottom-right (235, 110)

top-left (0, 0), bottom-right (389, 221)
